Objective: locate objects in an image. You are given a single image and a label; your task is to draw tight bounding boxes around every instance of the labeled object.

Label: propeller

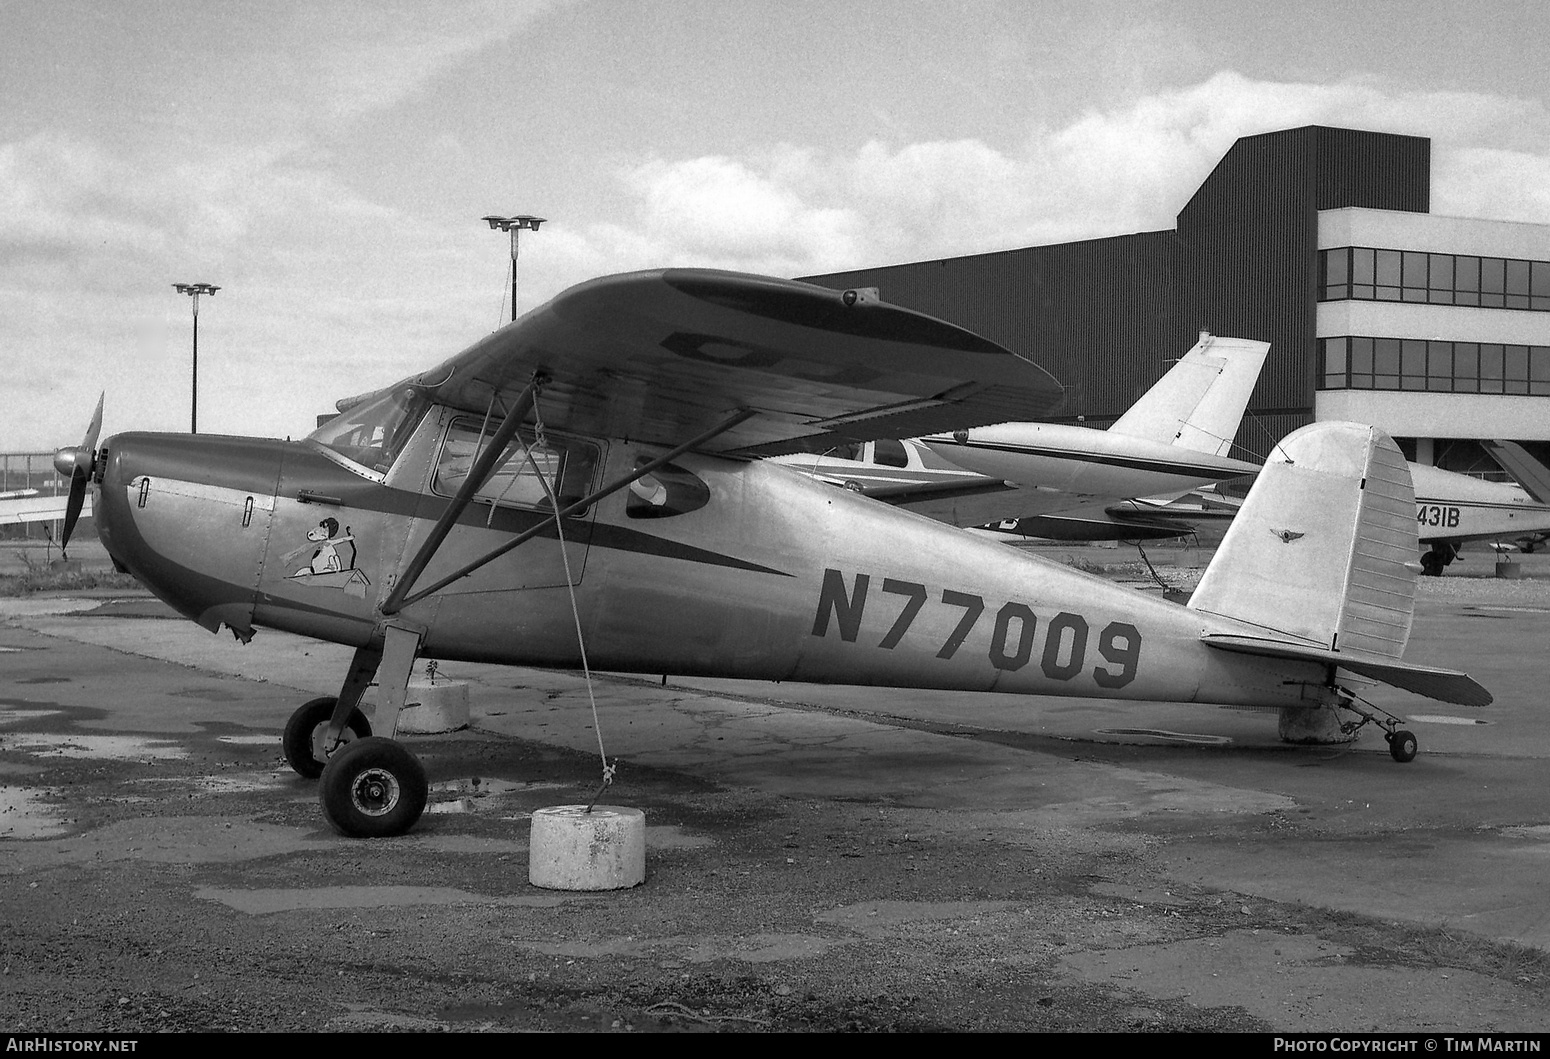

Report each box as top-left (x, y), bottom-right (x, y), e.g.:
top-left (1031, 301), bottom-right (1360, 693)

top-left (51, 393), bottom-right (104, 558)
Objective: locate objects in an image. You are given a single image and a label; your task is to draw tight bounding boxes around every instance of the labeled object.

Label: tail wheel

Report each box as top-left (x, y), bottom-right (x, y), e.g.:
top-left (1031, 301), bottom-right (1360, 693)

top-left (283, 696), bottom-right (372, 779)
top-left (1387, 729), bottom-right (1418, 763)
top-left (319, 737), bottom-right (428, 838)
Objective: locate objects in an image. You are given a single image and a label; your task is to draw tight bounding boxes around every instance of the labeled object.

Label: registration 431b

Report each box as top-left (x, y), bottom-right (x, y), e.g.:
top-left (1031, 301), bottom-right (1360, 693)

top-left (1417, 504), bottom-right (1460, 528)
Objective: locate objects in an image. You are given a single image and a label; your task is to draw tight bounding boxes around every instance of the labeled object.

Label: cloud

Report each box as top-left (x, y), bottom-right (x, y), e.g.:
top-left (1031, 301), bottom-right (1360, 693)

top-left (295, 0), bottom-right (568, 121)
top-left (564, 71), bottom-right (1550, 280)
top-left (1434, 148), bottom-right (1550, 224)
top-left (0, 132), bottom-right (175, 266)
top-left (7, 67), bottom-right (1550, 450)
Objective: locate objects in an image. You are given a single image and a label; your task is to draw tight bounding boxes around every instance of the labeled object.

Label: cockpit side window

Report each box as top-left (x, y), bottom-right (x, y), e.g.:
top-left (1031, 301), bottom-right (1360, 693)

top-left (307, 388), bottom-right (431, 475)
top-left (873, 438), bottom-right (911, 468)
top-left (626, 458), bottom-right (710, 519)
top-left (433, 419), bottom-right (599, 516)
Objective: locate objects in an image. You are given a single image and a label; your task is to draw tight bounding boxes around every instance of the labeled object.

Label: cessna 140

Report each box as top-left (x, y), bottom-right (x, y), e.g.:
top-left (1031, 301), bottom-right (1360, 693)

top-left (772, 332), bottom-right (1269, 541)
top-left (1413, 444), bottom-right (1550, 574)
top-left (52, 269), bottom-right (1489, 838)
top-left (1176, 449), bottom-right (1550, 575)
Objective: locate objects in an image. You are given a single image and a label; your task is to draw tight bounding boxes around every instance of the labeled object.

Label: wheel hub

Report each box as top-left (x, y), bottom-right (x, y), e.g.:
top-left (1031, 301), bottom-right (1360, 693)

top-left (310, 724), bottom-right (357, 763)
top-left (351, 767), bottom-right (401, 817)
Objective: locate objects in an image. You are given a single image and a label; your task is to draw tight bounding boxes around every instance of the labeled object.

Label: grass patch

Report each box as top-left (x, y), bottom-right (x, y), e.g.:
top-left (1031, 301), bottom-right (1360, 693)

top-left (0, 551), bottom-right (143, 597)
top-left (1062, 555), bottom-right (1111, 575)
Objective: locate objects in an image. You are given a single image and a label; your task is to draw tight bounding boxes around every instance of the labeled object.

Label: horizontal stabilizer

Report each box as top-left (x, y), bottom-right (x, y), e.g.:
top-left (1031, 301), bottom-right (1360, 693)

top-left (1202, 633), bottom-right (1492, 708)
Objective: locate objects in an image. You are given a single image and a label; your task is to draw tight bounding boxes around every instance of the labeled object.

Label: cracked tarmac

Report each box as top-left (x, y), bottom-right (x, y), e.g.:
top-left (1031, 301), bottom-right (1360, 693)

top-left (2, 571), bottom-right (1549, 1032)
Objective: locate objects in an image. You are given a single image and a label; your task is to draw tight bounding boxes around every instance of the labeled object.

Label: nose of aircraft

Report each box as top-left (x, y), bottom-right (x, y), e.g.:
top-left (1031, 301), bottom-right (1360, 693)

top-left (95, 432), bottom-right (286, 640)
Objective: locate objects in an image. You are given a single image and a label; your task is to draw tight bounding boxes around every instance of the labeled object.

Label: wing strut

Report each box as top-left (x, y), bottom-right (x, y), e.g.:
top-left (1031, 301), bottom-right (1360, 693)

top-left (379, 376), bottom-right (545, 616)
top-left (378, 406), bottom-right (758, 615)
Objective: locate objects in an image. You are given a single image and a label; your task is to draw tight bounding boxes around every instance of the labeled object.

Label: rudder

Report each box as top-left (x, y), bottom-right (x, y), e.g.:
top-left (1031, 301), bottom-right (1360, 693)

top-left (1188, 422), bottom-right (1418, 657)
top-left (1109, 333), bottom-right (1270, 456)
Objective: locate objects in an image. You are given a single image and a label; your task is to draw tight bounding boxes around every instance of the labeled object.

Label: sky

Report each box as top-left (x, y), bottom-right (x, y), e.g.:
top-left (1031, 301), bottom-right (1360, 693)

top-left (3, 0), bottom-right (1550, 450)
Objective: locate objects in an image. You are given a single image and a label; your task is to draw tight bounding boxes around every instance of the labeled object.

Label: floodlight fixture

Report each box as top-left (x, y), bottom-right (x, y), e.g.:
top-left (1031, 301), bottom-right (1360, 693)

top-left (481, 215), bottom-right (547, 322)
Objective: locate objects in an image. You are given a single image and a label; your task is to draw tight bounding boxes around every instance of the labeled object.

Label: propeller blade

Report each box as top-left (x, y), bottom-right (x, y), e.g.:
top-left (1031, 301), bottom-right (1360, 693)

top-left (82, 391), bottom-right (104, 458)
top-left (59, 393), bottom-right (104, 558)
top-left (61, 471), bottom-right (87, 556)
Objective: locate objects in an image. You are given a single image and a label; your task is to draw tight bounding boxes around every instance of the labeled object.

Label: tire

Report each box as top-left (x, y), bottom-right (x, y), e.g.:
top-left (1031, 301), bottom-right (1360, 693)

top-left (1388, 729), bottom-right (1418, 763)
top-left (1420, 550), bottom-right (1443, 577)
top-left (282, 696), bottom-right (372, 779)
top-left (318, 737), bottom-right (428, 838)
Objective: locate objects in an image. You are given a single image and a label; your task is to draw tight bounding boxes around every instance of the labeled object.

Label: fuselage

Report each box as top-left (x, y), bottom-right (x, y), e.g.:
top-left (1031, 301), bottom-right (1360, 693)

top-left (1410, 462), bottom-right (1550, 544)
top-left (91, 404), bottom-right (1329, 713)
top-left (772, 424), bottom-right (1259, 536)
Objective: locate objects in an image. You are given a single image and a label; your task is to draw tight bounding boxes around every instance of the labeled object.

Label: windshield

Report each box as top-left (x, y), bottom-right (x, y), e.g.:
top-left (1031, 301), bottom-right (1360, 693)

top-left (307, 387), bottom-right (430, 475)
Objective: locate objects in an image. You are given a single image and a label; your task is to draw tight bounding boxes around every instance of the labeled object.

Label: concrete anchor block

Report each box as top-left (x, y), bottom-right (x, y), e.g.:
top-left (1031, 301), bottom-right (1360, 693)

top-left (529, 805), bottom-right (646, 891)
top-left (395, 679), bottom-right (470, 734)
top-left (1278, 705), bottom-right (1357, 744)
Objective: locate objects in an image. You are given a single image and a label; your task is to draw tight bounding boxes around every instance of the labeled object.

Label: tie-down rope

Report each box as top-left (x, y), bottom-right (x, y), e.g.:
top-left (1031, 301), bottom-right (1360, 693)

top-left (517, 394), bottom-right (615, 810)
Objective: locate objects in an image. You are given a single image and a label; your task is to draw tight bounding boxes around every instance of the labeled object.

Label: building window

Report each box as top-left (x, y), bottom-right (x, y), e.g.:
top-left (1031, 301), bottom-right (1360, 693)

top-left (1320, 247), bottom-right (1550, 312)
top-left (1321, 337), bottom-right (1550, 395)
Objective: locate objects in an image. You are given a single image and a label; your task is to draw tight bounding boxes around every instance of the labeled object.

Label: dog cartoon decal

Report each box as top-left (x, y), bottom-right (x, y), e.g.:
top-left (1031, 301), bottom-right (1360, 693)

top-left (281, 518), bottom-right (370, 597)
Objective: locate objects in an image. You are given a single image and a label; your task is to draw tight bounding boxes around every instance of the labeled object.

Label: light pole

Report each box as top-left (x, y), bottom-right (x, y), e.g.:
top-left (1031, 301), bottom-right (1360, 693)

top-left (481, 215), bottom-right (545, 323)
top-left (173, 283), bottom-right (219, 434)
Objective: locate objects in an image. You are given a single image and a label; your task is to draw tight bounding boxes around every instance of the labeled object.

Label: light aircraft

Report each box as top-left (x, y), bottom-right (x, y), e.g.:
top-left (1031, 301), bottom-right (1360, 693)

top-left (1197, 449), bottom-right (1550, 575)
top-left (0, 489), bottom-right (81, 527)
top-left (3, 395), bottom-right (100, 541)
top-left (1413, 452), bottom-right (1550, 574)
top-left (53, 270), bottom-right (1489, 839)
top-left (772, 332), bottom-right (1269, 540)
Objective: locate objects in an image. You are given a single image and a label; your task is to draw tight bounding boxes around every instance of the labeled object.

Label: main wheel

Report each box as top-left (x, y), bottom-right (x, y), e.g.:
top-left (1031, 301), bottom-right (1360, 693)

top-left (1387, 729), bottom-right (1418, 763)
top-left (319, 737), bottom-right (428, 838)
top-left (283, 696), bottom-right (372, 779)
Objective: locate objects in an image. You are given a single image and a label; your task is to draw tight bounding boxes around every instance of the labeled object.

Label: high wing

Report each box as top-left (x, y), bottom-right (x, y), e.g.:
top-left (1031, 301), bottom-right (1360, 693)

top-left (391, 269), bottom-right (1064, 457)
top-left (0, 489), bottom-right (87, 527)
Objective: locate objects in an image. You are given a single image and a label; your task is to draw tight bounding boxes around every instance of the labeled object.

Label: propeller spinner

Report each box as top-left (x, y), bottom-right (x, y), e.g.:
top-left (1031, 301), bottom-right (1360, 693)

top-left (51, 393), bottom-right (104, 557)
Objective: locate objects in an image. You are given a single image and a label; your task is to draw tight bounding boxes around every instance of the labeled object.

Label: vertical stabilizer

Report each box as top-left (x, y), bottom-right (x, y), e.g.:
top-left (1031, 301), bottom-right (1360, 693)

top-left (1188, 422), bottom-right (1418, 657)
top-left (1481, 440), bottom-right (1550, 504)
top-left (1109, 333), bottom-right (1270, 457)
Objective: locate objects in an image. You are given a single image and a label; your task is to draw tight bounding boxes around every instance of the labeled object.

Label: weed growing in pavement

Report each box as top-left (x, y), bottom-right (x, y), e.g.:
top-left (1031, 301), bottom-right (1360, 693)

top-left (0, 550), bottom-right (140, 597)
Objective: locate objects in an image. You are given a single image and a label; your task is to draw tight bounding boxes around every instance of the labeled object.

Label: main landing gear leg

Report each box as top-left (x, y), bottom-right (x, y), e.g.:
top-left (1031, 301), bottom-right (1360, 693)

top-left (281, 643), bottom-right (381, 779)
top-left (1332, 687), bottom-right (1419, 763)
top-left (318, 625), bottom-right (429, 837)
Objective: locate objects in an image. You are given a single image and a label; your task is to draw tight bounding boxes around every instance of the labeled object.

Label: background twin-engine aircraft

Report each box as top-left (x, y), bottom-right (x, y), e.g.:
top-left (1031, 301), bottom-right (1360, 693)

top-left (44, 270), bottom-right (1492, 838)
top-left (773, 332), bottom-right (1550, 564)
top-left (773, 331), bottom-right (1268, 541)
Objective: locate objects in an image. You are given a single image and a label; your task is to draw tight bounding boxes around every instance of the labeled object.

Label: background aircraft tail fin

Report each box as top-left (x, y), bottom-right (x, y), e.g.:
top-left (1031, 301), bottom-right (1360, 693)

top-left (1481, 439), bottom-right (1550, 504)
top-left (1108, 333), bottom-right (1270, 456)
top-left (1188, 421), bottom-right (1418, 659)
